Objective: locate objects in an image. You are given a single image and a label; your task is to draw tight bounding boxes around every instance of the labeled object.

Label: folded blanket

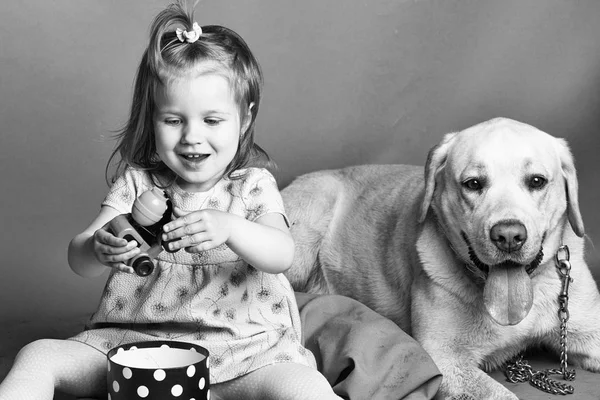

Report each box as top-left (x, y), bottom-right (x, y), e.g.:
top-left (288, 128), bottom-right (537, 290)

top-left (296, 293), bottom-right (442, 400)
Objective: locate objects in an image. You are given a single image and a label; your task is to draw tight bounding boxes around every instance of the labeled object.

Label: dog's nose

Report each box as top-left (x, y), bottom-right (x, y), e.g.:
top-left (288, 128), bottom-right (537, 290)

top-left (490, 221), bottom-right (527, 252)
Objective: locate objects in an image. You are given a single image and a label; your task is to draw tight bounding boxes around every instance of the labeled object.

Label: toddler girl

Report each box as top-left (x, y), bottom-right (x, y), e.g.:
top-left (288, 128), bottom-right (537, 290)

top-left (0, 1), bottom-right (340, 399)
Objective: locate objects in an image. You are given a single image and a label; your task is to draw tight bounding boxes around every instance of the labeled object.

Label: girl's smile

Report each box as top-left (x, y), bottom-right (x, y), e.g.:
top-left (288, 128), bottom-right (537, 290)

top-left (153, 72), bottom-right (250, 192)
top-left (179, 152), bottom-right (210, 167)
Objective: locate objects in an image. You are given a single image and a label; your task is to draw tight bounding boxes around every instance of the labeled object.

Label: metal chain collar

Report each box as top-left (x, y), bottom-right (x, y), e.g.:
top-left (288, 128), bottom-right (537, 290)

top-left (504, 245), bottom-right (576, 395)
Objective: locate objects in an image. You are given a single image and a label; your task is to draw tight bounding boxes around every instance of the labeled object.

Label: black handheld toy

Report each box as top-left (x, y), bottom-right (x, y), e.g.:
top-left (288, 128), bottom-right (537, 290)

top-left (108, 188), bottom-right (175, 276)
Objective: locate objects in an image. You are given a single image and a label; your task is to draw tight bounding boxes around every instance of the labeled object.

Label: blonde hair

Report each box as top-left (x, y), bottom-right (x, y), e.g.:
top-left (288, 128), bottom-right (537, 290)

top-left (107, 0), bottom-right (272, 186)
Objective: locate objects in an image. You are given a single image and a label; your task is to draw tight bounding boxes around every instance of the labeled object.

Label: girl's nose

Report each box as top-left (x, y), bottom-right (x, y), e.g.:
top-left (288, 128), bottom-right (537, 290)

top-left (180, 122), bottom-right (204, 144)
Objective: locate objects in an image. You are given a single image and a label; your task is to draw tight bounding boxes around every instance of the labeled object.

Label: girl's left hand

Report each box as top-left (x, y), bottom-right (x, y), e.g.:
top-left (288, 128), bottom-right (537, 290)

top-left (162, 208), bottom-right (233, 253)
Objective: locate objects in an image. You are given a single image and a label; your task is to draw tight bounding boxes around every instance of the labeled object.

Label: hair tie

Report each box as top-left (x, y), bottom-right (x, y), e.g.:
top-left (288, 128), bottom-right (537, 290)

top-left (176, 22), bottom-right (202, 44)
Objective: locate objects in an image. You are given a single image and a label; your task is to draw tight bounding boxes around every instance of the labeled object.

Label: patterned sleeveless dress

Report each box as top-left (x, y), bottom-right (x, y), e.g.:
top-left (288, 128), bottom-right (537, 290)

top-left (69, 167), bottom-right (315, 383)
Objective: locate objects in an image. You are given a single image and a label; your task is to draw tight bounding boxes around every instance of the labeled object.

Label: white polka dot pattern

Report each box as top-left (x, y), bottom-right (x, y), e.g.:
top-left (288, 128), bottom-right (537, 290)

top-left (171, 384), bottom-right (183, 396)
top-left (187, 365), bottom-right (195, 377)
top-left (154, 369), bottom-right (166, 381)
top-left (137, 385), bottom-right (149, 398)
top-left (107, 341), bottom-right (210, 400)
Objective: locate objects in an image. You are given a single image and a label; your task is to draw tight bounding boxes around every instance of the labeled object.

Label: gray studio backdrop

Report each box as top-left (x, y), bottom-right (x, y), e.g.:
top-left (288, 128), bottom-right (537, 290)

top-left (1, 0), bottom-right (599, 322)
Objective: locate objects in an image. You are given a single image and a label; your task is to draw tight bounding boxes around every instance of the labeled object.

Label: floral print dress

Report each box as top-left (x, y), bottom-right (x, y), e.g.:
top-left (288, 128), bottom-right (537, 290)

top-left (69, 167), bottom-right (315, 383)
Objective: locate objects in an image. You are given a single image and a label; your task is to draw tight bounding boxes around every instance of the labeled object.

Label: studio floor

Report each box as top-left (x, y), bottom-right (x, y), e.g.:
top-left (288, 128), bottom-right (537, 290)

top-left (1, 313), bottom-right (598, 400)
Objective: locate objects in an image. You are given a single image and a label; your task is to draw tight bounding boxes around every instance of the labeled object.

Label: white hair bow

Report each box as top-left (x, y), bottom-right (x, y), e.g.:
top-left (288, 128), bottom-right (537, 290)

top-left (176, 22), bottom-right (202, 44)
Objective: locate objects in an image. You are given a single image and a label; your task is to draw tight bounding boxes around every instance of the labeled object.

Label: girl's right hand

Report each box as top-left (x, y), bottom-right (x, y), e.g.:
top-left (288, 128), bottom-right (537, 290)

top-left (92, 226), bottom-right (140, 273)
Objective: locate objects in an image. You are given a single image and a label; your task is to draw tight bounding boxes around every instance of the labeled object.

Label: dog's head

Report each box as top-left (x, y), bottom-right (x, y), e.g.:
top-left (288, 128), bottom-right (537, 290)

top-left (418, 117), bottom-right (584, 325)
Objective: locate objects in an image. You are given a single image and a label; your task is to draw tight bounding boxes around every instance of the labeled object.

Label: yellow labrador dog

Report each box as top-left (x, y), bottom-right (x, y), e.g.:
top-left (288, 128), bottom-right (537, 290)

top-left (282, 118), bottom-right (600, 399)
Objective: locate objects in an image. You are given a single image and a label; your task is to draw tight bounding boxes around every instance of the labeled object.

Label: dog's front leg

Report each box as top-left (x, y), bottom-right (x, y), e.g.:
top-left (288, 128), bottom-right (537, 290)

top-left (417, 341), bottom-right (519, 400)
top-left (414, 332), bottom-right (520, 399)
top-left (412, 280), bottom-right (519, 400)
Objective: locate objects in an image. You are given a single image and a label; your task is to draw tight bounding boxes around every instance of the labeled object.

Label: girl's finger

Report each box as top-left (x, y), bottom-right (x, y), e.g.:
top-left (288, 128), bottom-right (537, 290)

top-left (163, 208), bottom-right (202, 233)
top-left (109, 262), bottom-right (135, 274)
top-left (96, 229), bottom-right (128, 247)
top-left (163, 221), bottom-right (205, 242)
top-left (166, 232), bottom-right (209, 251)
top-left (102, 247), bottom-right (140, 263)
top-left (98, 240), bottom-right (138, 255)
top-left (184, 240), bottom-right (215, 253)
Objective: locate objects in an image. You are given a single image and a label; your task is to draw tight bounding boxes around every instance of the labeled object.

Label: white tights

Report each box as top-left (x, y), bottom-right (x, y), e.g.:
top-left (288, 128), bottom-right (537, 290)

top-left (0, 339), bottom-right (341, 400)
top-left (212, 362), bottom-right (342, 400)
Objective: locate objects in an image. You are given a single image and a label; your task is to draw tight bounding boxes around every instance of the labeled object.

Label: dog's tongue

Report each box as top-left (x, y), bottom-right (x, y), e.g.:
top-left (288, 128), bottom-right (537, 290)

top-left (483, 264), bottom-right (533, 326)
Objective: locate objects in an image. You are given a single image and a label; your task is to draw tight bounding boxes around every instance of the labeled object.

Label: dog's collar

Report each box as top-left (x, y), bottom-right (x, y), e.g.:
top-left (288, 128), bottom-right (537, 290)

top-left (460, 231), bottom-right (543, 277)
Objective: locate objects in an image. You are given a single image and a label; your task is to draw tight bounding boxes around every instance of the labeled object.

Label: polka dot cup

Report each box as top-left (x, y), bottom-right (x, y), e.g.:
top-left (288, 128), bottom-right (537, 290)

top-left (107, 341), bottom-right (210, 400)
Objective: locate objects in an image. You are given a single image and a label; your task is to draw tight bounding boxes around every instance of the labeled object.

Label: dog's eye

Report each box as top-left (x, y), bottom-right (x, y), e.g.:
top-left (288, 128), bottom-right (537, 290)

top-left (528, 176), bottom-right (547, 190)
top-left (462, 178), bottom-right (483, 191)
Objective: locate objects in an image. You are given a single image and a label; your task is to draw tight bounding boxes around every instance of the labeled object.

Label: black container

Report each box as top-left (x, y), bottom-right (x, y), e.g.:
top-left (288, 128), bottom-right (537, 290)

top-left (107, 340), bottom-right (210, 400)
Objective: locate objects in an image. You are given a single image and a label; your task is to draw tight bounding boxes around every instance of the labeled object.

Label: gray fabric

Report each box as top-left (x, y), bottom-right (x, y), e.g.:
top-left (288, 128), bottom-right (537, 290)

top-left (296, 293), bottom-right (442, 400)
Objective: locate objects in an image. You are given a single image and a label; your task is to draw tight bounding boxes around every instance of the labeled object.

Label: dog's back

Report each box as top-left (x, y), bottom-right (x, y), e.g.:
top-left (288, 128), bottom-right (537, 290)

top-left (282, 164), bottom-right (425, 332)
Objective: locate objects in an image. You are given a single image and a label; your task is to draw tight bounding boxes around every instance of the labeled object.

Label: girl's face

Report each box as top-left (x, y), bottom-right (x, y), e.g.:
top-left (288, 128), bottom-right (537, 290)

top-left (153, 73), bottom-right (250, 192)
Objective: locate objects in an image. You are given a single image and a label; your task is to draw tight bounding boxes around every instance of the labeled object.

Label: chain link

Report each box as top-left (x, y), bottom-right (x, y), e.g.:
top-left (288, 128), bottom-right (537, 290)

top-left (504, 245), bottom-right (576, 395)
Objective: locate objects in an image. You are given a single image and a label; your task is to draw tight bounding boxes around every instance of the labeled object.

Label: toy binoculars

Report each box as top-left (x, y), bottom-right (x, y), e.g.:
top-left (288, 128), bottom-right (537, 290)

top-left (108, 188), bottom-right (176, 276)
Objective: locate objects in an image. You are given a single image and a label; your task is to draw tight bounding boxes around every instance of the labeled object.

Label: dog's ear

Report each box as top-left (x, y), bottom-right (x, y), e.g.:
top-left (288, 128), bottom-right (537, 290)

top-left (555, 138), bottom-right (585, 237)
top-left (419, 132), bottom-right (457, 223)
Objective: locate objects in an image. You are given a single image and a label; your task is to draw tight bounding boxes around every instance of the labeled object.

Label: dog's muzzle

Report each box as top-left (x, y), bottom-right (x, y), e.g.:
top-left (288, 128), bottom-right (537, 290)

top-left (461, 232), bottom-right (543, 326)
top-left (461, 232), bottom-right (544, 276)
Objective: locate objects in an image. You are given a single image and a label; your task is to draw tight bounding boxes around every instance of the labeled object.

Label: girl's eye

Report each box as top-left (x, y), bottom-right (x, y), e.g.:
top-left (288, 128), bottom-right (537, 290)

top-left (462, 178), bottom-right (483, 191)
top-left (204, 118), bottom-right (221, 126)
top-left (528, 176), bottom-right (547, 190)
top-left (165, 119), bottom-right (181, 126)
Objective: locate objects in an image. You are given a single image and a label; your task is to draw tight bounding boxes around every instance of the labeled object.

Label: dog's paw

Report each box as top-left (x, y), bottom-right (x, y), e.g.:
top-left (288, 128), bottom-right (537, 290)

top-left (449, 394), bottom-right (477, 400)
top-left (445, 391), bottom-right (516, 400)
top-left (437, 370), bottom-right (519, 400)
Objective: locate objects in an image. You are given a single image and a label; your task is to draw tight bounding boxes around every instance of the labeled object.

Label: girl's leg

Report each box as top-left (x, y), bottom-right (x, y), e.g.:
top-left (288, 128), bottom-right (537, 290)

top-left (212, 362), bottom-right (342, 400)
top-left (0, 338), bottom-right (107, 400)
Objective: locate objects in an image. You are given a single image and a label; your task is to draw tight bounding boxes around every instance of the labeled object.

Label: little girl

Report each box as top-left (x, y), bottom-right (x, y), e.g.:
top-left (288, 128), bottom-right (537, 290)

top-left (0, 2), bottom-right (340, 399)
